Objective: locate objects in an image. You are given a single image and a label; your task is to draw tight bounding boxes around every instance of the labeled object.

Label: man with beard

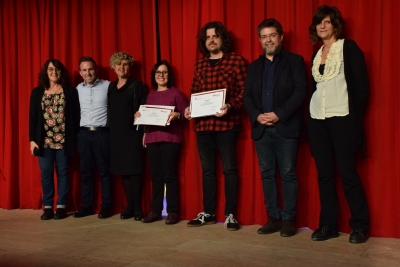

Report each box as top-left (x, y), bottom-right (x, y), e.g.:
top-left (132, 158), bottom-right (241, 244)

top-left (184, 21), bottom-right (247, 231)
top-left (74, 56), bottom-right (113, 219)
top-left (243, 19), bottom-right (306, 237)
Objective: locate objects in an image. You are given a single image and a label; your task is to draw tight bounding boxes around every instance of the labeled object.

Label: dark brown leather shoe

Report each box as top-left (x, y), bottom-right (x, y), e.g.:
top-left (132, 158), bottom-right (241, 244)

top-left (257, 218), bottom-right (282, 234)
top-left (165, 213), bottom-right (179, 225)
top-left (280, 220), bottom-right (296, 237)
top-left (141, 212), bottom-right (161, 223)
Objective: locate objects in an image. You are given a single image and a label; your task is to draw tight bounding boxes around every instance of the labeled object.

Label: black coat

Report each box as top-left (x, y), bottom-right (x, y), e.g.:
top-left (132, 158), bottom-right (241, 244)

top-left (243, 49), bottom-right (307, 140)
top-left (108, 78), bottom-right (148, 175)
top-left (310, 39), bottom-right (369, 152)
top-left (29, 85), bottom-right (80, 156)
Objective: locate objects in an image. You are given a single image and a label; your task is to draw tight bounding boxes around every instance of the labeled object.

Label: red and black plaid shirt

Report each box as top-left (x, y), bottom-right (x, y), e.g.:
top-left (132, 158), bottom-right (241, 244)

top-left (191, 52), bottom-right (247, 132)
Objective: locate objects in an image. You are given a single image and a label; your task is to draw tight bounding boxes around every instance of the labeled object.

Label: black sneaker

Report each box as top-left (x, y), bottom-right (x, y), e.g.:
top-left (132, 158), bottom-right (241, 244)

top-left (224, 214), bottom-right (240, 231)
top-left (311, 225), bottom-right (339, 241)
top-left (40, 208), bottom-right (54, 220)
top-left (187, 212), bottom-right (216, 227)
top-left (53, 208), bottom-right (67, 220)
top-left (349, 229), bottom-right (369, 244)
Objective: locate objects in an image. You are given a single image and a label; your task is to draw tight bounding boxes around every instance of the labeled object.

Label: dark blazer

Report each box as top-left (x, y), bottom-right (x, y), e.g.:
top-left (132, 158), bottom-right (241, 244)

top-left (29, 85), bottom-right (80, 156)
top-left (310, 39), bottom-right (369, 151)
top-left (107, 77), bottom-right (148, 175)
top-left (243, 49), bottom-right (307, 140)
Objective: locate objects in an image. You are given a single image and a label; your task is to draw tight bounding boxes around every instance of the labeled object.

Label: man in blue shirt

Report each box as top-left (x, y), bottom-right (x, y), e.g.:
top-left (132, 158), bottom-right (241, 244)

top-left (243, 19), bottom-right (306, 237)
top-left (74, 56), bottom-right (112, 219)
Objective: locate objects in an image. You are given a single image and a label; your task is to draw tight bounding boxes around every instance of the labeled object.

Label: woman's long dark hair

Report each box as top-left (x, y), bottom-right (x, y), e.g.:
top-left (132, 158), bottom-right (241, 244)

top-left (38, 59), bottom-right (69, 88)
top-left (309, 5), bottom-right (345, 44)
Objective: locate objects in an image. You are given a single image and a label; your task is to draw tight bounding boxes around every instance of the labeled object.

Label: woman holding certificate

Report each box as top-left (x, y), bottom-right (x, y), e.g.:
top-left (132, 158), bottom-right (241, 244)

top-left (135, 60), bottom-right (187, 224)
top-left (108, 51), bottom-right (148, 220)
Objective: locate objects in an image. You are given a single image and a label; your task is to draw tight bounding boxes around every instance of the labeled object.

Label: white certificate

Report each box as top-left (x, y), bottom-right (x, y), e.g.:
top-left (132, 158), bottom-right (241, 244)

top-left (190, 88), bottom-right (226, 118)
top-left (134, 105), bottom-right (174, 126)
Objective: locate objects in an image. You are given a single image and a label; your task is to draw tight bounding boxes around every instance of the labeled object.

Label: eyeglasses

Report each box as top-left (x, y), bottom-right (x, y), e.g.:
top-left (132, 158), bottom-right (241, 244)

top-left (155, 71), bottom-right (168, 76)
top-left (47, 68), bottom-right (61, 73)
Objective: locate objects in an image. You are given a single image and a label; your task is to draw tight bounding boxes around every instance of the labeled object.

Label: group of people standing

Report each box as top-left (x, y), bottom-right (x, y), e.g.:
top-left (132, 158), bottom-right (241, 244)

top-left (29, 5), bottom-right (370, 244)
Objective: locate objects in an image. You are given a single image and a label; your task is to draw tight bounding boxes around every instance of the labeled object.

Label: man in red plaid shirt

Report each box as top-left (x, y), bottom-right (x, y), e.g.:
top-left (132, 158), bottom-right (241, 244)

top-left (184, 21), bottom-right (247, 231)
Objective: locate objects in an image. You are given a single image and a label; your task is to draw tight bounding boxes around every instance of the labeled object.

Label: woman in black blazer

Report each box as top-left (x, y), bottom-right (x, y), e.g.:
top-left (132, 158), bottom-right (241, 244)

top-left (308, 6), bottom-right (370, 244)
top-left (29, 59), bottom-right (80, 220)
top-left (107, 51), bottom-right (147, 221)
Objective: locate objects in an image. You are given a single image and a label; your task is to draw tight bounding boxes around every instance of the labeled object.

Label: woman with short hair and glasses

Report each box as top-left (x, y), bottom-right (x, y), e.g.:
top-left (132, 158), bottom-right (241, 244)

top-left (135, 60), bottom-right (187, 224)
top-left (29, 59), bottom-right (80, 220)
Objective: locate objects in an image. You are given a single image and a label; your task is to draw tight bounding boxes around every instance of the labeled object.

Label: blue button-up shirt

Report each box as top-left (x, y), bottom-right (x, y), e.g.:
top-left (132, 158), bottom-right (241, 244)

top-left (76, 79), bottom-right (110, 127)
top-left (262, 53), bottom-right (280, 113)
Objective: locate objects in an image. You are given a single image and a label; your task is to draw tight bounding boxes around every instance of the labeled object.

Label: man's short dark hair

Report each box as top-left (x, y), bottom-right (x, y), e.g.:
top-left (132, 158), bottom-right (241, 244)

top-left (197, 21), bottom-right (231, 57)
top-left (309, 5), bottom-right (345, 44)
top-left (78, 56), bottom-right (97, 69)
top-left (257, 18), bottom-right (283, 37)
top-left (150, 60), bottom-right (175, 89)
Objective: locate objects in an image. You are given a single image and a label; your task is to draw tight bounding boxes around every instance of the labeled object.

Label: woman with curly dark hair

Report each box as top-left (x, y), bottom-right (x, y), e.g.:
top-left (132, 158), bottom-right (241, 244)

top-left (29, 59), bottom-right (80, 220)
top-left (308, 6), bottom-right (370, 243)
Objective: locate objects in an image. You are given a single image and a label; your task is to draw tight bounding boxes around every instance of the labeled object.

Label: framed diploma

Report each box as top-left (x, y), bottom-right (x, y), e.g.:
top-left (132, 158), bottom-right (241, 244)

top-left (134, 105), bottom-right (175, 126)
top-left (190, 88), bottom-right (226, 118)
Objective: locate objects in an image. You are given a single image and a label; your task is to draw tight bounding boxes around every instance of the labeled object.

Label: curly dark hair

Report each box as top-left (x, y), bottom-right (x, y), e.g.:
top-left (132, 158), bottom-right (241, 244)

top-left (309, 5), bottom-right (345, 44)
top-left (150, 60), bottom-right (175, 89)
top-left (197, 21), bottom-right (231, 57)
top-left (38, 59), bottom-right (69, 88)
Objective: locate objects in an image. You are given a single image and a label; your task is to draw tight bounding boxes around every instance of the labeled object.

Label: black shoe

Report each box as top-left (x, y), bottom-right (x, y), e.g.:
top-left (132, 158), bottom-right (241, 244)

top-left (133, 215), bottom-right (143, 221)
top-left (311, 225), bottom-right (339, 241)
top-left (120, 208), bottom-right (134, 220)
top-left (73, 207), bottom-right (94, 218)
top-left (257, 218), bottom-right (282, 234)
top-left (187, 212), bottom-right (216, 227)
top-left (281, 220), bottom-right (296, 237)
top-left (40, 208), bottom-right (54, 220)
top-left (53, 208), bottom-right (67, 220)
top-left (98, 208), bottom-right (112, 219)
top-left (349, 229), bottom-right (369, 244)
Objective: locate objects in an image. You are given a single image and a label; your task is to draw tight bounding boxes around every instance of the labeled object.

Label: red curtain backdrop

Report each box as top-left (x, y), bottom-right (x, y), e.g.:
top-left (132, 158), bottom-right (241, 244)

top-left (1, 0), bottom-right (399, 238)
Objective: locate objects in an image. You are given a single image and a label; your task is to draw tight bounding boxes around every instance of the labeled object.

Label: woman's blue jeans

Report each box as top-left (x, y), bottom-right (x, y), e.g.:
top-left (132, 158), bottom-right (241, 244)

top-left (38, 148), bottom-right (69, 207)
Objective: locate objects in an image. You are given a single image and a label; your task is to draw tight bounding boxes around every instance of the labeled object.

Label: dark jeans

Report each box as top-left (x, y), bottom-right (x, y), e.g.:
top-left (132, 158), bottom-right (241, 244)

top-left (38, 148), bottom-right (69, 206)
top-left (77, 129), bottom-right (112, 209)
top-left (146, 142), bottom-right (181, 214)
top-left (308, 115), bottom-right (369, 230)
top-left (254, 127), bottom-right (299, 221)
top-left (196, 128), bottom-right (239, 216)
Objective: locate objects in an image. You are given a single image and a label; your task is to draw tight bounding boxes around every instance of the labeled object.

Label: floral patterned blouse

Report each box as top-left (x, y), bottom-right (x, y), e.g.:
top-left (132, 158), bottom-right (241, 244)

top-left (41, 92), bottom-right (66, 149)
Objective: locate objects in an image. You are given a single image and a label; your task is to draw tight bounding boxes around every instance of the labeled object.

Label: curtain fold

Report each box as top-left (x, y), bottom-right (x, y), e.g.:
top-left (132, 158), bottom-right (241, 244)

top-left (1, 0), bottom-right (399, 238)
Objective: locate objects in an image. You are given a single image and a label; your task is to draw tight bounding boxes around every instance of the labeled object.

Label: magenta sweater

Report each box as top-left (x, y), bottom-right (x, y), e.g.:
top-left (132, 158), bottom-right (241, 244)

top-left (145, 87), bottom-right (187, 144)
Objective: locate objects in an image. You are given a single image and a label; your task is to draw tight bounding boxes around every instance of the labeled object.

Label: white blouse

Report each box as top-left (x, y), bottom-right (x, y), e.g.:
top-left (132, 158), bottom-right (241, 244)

top-left (310, 39), bottom-right (349, 119)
